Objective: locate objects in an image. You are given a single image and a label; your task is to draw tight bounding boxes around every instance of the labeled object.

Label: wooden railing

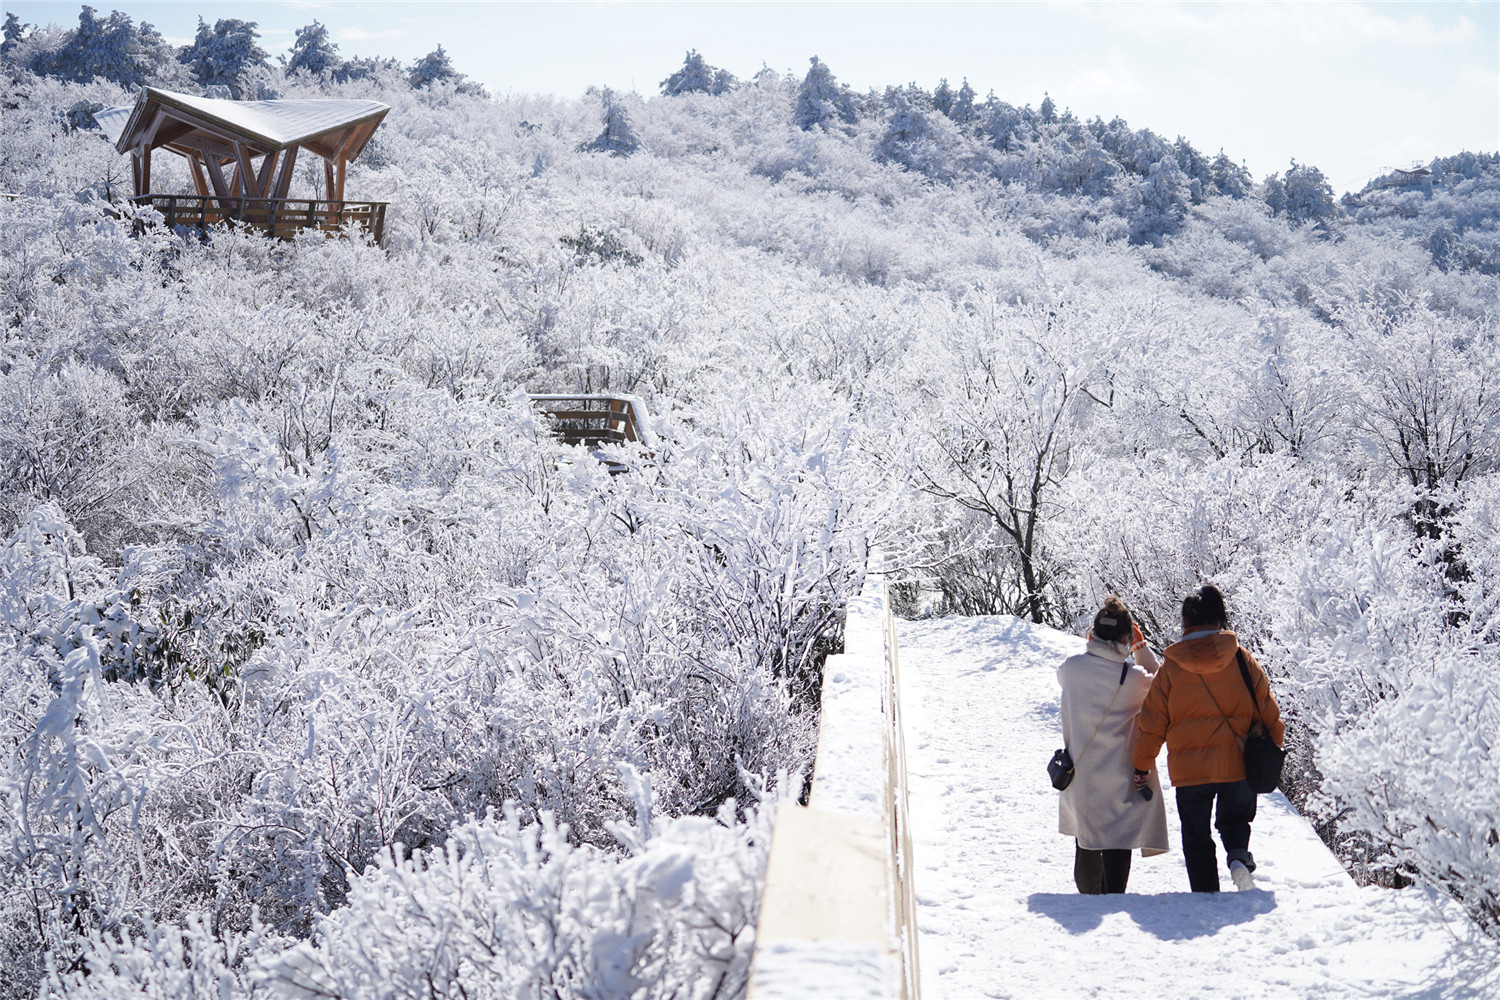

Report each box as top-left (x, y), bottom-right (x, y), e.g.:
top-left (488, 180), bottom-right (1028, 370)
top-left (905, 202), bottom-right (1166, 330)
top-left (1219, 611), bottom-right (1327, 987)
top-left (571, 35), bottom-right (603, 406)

top-left (527, 394), bottom-right (654, 453)
top-left (129, 194), bottom-right (387, 245)
top-left (748, 574), bottom-right (921, 999)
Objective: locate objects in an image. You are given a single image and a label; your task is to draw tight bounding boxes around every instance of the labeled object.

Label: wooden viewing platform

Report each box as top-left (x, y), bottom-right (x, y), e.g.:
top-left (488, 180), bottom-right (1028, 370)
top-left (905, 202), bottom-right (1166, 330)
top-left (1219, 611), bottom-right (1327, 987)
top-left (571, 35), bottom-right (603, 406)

top-left (528, 394), bottom-right (654, 469)
top-left (94, 88), bottom-right (390, 244)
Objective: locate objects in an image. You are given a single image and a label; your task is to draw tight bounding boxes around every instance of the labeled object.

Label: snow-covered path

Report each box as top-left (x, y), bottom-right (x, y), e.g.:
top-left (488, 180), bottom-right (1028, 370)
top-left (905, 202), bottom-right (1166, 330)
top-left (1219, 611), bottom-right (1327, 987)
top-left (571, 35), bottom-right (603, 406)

top-left (899, 615), bottom-right (1496, 1000)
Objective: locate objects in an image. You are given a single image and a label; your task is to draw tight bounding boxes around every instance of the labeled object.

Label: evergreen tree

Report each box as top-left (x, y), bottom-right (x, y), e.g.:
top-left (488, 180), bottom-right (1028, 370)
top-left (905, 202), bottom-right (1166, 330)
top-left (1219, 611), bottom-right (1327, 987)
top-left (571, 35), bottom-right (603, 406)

top-left (409, 45), bottom-right (458, 88)
top-left (580, 88), bottom-right (640, 157)
top-left (1039, 92), bottom-right (1057, 124)
top-left (660, 49), bottom-right (735, 96)
top-left (285, 20), bottom-right (339, 77)
top-left (1128, 155), bottom-right (1190, 244)
top-left (181, 17), bottom-right (268, 98)
top-left (1209, 150), bottom-right (1252, 199)
top-left (1282, 160), bottom-right (1338, 223)
top-left (794, 56), bottom-right (856, 131)
top-left (933, 78), bottom-right (954, 118)
top-left (334, 55), bottom-right (403, 85)
top-left (952, 78), bottom-right (977, 127)
top-left (2, 12), bottom-right (27, 60)
top-left (33, 6), bottom-right (175, 89)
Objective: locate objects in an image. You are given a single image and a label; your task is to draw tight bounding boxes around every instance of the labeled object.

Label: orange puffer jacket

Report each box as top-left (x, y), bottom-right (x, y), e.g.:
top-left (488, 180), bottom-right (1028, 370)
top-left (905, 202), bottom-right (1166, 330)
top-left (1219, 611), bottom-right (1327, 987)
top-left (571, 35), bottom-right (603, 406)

top-left (1130, 630), bottom-right (1285, 787)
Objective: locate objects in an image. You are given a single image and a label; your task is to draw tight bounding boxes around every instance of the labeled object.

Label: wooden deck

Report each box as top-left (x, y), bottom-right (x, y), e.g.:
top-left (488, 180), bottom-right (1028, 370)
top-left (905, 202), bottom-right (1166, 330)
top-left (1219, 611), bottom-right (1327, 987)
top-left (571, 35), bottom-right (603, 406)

top-left (528, 394), bottom-right (653, 470)
top-left (131, 194), bottom-right (387, 245)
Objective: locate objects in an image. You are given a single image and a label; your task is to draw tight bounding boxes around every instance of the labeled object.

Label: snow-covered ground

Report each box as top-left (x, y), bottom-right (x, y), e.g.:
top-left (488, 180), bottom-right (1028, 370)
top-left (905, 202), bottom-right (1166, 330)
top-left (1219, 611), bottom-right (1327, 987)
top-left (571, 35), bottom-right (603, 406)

top-left (899, 615), bottom-right (1499, 1000)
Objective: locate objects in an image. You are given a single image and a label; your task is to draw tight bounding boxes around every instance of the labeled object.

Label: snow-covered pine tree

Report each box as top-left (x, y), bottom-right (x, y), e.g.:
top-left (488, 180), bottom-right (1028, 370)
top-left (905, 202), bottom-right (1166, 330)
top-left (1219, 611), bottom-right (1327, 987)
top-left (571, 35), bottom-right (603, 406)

top-left (933, 78), bottom-right (955, 118)
top-left (1127, 154), bottom-right (1190, 244)
top-left (1281, 160), bottom-right (1338, 223)
top-left (1210, 149), bottom-right (1252, 198)
top-left (285, 20), bottom-right (340, 78)
top-left (28, 5), bottom-right (177, 89)
top-left (180, 16), bottom-right (268, 98)
top-left (660, 49), bottom-right (735, 96)
top-left (409, 45), bottom-right (458, 88)
top-left (580, 88), bottom-right (640, 156)
top-left (794, 56), bottom-right (856, 131)
top-left (952, 78), bottom-right (977, 127)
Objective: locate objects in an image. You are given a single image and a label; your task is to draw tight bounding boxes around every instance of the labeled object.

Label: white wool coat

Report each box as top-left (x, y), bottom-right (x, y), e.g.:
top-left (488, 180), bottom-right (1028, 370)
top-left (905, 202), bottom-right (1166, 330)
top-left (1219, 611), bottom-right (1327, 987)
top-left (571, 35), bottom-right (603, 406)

top-left (1057, 638), bottom-right (1169, 855)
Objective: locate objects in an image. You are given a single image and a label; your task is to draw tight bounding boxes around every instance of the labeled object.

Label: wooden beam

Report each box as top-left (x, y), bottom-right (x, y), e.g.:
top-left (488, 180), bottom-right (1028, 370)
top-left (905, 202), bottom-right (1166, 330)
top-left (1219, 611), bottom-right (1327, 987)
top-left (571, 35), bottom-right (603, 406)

top-left (139, 145), bottom-right (152, 197)
top-left (203, 154), bottom-right (232, 211)
top-left (233, 142), bottom-right (257, 200)
top-left (188, 155), bottom-right (210, 198)
top-left (335, 158), bottom-right (346, 203)
top-left (323, 159), bottom-right (335, 203)
top-left (272, 145), bottom-right (299, 200)
top-left (255, 150), bottom-right (279, 198)
top-left (131, 152), bottom-right (142, 198)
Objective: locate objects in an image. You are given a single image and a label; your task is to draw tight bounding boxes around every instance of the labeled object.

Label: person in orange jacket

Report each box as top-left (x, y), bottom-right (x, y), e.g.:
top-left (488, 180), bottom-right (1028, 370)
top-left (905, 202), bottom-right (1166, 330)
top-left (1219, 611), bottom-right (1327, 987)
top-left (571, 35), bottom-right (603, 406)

top-left (1129, 585), bottom-right (1285, 892)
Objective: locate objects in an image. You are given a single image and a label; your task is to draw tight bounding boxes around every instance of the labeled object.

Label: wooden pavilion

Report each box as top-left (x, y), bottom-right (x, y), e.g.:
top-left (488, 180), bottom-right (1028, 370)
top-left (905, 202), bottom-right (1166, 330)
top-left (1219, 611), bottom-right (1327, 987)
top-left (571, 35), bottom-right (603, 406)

top-left (94, 88), bottom-right (391, 243)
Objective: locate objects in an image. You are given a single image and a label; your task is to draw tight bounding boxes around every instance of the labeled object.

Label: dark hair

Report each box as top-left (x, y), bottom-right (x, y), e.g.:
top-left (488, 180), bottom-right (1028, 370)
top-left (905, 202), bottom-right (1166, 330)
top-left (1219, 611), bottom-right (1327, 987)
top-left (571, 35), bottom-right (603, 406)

top-left (1182, 585), bottom-right (1228, 630)
top-left (1093, 596), bottom-right (1133, 642)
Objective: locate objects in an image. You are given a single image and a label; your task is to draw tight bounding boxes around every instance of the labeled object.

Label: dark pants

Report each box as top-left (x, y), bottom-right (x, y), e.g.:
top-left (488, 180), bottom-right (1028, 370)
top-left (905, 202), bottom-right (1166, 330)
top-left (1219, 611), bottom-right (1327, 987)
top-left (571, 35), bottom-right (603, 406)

top-left (1074, 841), bottom-right (1133, 894)
top-left (1175, 781), bottom-right (1257, 892)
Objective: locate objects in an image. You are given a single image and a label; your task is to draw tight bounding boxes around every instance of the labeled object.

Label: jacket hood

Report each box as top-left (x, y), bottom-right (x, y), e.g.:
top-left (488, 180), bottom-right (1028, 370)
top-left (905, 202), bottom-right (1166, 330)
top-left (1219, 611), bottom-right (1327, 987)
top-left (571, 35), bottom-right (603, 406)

top-left (1164, 630), bottom-right (1240, 674)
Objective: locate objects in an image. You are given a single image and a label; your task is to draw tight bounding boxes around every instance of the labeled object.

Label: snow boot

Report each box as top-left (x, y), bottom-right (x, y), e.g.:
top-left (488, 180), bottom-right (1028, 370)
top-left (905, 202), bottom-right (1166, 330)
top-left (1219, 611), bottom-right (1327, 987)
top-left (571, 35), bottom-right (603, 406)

top-left (1229, 859), bottom-right (1255, 891)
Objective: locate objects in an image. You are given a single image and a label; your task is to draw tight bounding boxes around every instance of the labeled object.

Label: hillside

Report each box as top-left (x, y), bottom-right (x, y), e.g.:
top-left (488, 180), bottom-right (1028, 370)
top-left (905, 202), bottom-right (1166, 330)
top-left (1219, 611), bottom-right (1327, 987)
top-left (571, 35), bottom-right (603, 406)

top-left (1, 15), bottom-right (1498, 999)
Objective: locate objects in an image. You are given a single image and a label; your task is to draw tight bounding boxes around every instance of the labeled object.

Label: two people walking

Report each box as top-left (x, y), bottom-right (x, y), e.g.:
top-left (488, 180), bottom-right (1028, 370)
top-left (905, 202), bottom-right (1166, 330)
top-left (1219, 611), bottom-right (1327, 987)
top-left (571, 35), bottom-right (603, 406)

top-left (1057, 585), bottom-right (1285, 894)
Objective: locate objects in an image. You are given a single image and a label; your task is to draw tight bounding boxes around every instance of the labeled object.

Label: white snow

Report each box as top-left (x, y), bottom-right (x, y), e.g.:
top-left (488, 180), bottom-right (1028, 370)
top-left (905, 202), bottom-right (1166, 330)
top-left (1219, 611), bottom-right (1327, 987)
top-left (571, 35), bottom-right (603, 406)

top-left (899, 614), bottom-right (1500, 1000)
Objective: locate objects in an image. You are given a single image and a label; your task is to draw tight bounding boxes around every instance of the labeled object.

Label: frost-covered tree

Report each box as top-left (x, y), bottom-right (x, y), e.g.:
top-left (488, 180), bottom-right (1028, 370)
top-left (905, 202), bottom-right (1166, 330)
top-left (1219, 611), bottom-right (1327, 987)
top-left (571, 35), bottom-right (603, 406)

top-left (951, 78), bottom-right (977, 127)
top-left (1210, 149), bottom-right (1252, 198)
top-left (1281, 159), bottom-right (1338, 223)
top-left (408, 45), bottom-right (459, 88)
top-left (580, 87), bottom-right (640, 156)
top-left (660, 49), bottom-right (734, 96)
top-left (1127, 155), bottom-right (1190, 244)
top-left (284, 20), bottom-right (339, 77)
top-left (180, 16), bottom-right (268, 97)
top-left (793, 56), bottom-right (856, 131)
top-left (875, 93), bottom-right (962, 181)
top-left (932, 78), bottom-right (955, 117)
top-left (1039, 91), bottom-right (1057, 124)
top-left (27, 6), bottom-right (176, 89)
top-left (2, 11), bottom-right (27, 60)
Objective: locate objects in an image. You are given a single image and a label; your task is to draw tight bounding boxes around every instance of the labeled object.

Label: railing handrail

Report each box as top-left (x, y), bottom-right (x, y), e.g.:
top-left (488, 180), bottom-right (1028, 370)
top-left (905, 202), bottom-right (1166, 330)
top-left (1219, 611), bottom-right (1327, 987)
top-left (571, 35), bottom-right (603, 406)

top-left (129, 194), bottom-right (388, 209)
top-left (747, 573), bottom-right (920, 999)
top-left (527, 393), bottom-right (655, 449)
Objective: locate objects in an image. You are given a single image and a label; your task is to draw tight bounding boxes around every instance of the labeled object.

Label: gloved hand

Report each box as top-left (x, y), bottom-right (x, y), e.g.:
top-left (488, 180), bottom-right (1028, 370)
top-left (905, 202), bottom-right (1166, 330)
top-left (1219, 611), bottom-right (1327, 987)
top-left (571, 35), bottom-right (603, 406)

top-left (1130, 622), bottom-right (1147, 651)
top-left (1132, 768), bottom-right (1151, 791)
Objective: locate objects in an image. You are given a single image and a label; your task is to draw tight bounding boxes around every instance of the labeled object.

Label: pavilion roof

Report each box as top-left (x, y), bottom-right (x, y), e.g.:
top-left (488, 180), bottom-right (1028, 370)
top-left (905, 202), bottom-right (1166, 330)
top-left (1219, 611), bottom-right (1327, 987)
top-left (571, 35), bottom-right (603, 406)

top-left (97, 88), bottom-right (390, 164)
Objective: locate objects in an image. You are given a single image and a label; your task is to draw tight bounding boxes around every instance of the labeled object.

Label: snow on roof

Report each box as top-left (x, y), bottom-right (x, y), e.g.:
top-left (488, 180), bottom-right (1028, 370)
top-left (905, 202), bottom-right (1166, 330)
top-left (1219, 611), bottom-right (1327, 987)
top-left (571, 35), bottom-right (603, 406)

top-left (100, 88), bottom-right (389, 163)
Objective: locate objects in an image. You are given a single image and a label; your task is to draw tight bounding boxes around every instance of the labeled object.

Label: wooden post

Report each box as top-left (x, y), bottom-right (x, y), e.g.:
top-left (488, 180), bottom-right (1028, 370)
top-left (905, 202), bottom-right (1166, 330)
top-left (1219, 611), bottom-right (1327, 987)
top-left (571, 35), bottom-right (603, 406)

top-left (273, 145), bottom-right (299, 200)
top-left (138, 145), bottom-right (152, 198)
top-left (323, 159), bottom-right (336, 227)
top-left (188, 156), bottom-right (210, 198)
top-left (255, 151), bottom-right (279, 198)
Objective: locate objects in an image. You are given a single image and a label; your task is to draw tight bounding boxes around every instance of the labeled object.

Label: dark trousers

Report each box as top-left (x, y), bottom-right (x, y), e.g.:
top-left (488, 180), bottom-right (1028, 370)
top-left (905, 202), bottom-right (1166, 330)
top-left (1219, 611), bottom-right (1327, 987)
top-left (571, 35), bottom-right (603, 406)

top-left (1175, 781), bottom-right (1257, 892)
top-left (1074, 841), bottom-right (1132, 894)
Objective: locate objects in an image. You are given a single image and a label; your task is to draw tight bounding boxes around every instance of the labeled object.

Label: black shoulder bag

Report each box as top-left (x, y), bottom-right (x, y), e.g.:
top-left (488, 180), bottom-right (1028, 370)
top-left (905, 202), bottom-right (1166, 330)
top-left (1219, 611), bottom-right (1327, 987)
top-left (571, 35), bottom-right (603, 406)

top-left (1235, 650), bottom-right (1287, 794)
top-left (1199, 649), bottom-right (1286, 793)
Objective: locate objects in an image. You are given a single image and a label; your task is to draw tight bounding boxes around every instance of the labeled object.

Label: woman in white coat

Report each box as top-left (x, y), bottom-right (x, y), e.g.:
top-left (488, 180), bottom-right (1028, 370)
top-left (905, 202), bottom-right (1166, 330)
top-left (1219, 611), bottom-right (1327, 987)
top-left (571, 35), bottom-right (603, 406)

top-left (1057, 597), bottom-right (1169, 893)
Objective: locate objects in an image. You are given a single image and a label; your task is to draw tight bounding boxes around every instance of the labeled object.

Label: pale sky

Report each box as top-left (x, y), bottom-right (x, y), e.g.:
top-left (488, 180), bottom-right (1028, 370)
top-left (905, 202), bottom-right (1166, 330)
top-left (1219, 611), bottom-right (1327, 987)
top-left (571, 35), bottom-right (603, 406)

top-left (7, 1), bottom-right (1498, 193)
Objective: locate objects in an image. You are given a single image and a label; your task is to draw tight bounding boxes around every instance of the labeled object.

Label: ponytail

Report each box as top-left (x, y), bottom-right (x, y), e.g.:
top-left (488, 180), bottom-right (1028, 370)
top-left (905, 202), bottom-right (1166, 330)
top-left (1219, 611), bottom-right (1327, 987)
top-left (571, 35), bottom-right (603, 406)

top-left (1182, 584), bottom-right (1228, 630)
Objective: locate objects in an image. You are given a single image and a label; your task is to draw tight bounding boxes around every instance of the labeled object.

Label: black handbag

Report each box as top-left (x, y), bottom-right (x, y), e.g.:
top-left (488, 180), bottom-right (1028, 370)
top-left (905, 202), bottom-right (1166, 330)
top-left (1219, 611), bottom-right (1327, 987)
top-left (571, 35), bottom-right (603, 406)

top-left (1235, 650), bottom-right (1287, 794)
top-left (1048, 747), bottom-right (1075, 790)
